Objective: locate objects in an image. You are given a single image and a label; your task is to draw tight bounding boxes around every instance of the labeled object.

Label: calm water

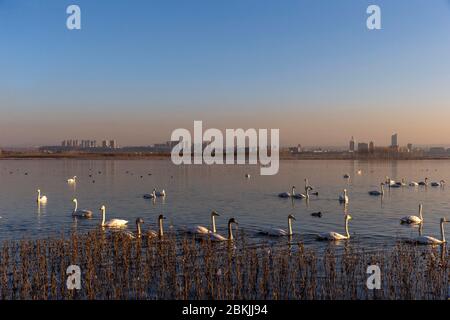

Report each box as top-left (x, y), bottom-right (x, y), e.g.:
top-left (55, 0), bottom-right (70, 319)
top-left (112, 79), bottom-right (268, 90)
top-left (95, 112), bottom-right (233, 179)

top-left (0, 159), bottom-right (449, 251)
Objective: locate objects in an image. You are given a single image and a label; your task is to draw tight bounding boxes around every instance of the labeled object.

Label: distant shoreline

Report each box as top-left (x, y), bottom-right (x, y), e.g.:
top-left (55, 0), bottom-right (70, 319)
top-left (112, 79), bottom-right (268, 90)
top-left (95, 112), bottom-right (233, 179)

top-left (2, 151), bottom-right (450, 161)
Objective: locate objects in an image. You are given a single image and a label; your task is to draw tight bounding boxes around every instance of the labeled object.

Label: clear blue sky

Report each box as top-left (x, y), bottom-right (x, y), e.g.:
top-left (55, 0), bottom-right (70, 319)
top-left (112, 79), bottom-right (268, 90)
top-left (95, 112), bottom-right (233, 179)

top-left (1, 0), bottom-right (450, 146)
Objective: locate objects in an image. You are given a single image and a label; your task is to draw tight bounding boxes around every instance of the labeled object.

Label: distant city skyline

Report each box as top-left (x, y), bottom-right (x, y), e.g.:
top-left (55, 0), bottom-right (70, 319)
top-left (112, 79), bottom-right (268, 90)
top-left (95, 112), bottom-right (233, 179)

top-left (1, 1), bottom-right (450, 146)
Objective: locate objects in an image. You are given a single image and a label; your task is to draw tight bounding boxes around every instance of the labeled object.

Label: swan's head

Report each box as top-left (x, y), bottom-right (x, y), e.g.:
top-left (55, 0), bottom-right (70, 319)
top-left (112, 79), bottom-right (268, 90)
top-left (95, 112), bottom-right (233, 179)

top-left (441, 217), bottom-right (448, 223)
top-left (346, 214), bottom-right (352, 221)
top-left (158, 214), bottom-right (166, 221)
top-left (211, 210), bottom-right (220, 217)
top-left (136, 217), bottom-right (144, 225)
top-left (228, 218), bottom-right (238, 225)
top-left (37, 189), bottom-right (41, 193)
top-left (72, 198), bottom-right (77, 203)
top-left (99, 205), bottom-right (106, 211)
top-left (343, 189), bottom-right (347, 193)
top-left (288, 214), bottom-right (296, 221)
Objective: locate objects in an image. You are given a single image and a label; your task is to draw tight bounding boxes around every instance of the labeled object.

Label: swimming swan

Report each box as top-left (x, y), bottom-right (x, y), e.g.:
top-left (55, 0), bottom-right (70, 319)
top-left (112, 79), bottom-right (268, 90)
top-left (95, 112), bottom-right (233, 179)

top-left (317, 214), bottom-right (352, 241)
top-left (339, 189), bottom-right (349, 204)
top-left (72, 198), bottom-right (93, 218)
top-left (260, 214), bottom-right (296, 236)
top-left (191, 211), bottom-right (220, 234)
top-left (99, 205), bottom-right (128, 228)
top-left (67, 176), bottom-right (77, 184)
top-left (37, 189), bottom-right (48, 203)
top-left (209, 218), bottom-right (238, 241)
top-left (278, 186), bottom-right (295, 198)
top-left (143, 189), bottom-right (157, 199)
top-left (400, 204), bottom-right (423, 224)
top-left (369, 183), bottom-right (384, 196)
top-left (408, 218), bottom-right (448, 245)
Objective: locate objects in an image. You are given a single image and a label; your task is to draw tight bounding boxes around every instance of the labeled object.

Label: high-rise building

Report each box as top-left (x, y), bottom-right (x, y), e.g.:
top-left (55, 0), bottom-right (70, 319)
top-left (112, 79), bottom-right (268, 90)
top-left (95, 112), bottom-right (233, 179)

top-left (391, 133), bottom-right (398, 148)
top-left (358, 142), bottom-right (369, 153)
top-left (369, 141), bottom-right (374, 153)
top-left (349, 136), bottom-right (355, 152)
top-left (407, 143), bottom-right (413, 152)
top-left (102, 140), bottom-right (108, 148)
top-left (109, 140), bottom-right (117, 149)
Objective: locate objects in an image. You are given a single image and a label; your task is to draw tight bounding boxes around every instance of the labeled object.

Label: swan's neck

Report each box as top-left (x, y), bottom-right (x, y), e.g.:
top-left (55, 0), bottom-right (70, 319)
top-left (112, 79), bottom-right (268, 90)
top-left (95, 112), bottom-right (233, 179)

top-left (291, 187), bottom-right (295, 196)
top-left (158, 218), bottom-right (164, 237)
top-left (37, 190), bottom-right (40, 200)
top-left (74, 201), bottom-right (78, 212)
top-left (306, 188), bottom-right (309, 199)
top-left (137, 222), bottom-right (141, 236)
top-left (304, 180), bottom-right (308, 192)
top-left (419, 205), bottom-right (423, 220)
top-left (440, 221), bottom-right (445, 242)
top-left (345, 218), bottom-right (350, 239)
top-left (228, 222), bottom-right (234, 240)
top-left (211, 215), bottom-right (216, 233)
top-left (381, 184), bottom-right (384, 194)
top-left (101, 209), bottom-right (106, 226)
top-left (288, 218), bottom-right (293, 236)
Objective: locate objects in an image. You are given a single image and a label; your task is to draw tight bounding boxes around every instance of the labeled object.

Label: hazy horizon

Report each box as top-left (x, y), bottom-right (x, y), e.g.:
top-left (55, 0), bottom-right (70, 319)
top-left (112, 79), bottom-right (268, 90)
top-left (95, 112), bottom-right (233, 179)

top-left (1, 0), bottom-right (450, 147)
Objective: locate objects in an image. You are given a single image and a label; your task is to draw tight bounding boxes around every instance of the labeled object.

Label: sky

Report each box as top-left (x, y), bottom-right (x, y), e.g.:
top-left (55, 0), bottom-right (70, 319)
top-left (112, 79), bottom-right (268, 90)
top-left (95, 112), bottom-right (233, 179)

top-left (1, 0), bottom-right (450, 147)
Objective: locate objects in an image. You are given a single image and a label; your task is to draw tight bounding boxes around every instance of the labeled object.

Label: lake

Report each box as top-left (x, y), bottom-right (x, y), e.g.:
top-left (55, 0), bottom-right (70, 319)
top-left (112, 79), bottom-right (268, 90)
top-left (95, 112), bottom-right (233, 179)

top-left (0, 159), bottom-right (449, 252)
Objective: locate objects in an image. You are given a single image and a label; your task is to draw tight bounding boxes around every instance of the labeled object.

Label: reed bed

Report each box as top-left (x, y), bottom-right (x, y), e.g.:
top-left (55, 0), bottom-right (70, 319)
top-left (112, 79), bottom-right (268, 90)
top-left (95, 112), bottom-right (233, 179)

top-left (0, 230), bottom-right (448, 300)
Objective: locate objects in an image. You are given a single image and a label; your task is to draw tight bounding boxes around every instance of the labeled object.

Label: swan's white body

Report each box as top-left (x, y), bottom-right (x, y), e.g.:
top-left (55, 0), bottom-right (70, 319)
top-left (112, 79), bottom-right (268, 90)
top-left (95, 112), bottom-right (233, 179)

top-left (72, 199), bottom-right (93, 218)
top-left (100, 205), bottom-right (128, 228)
top-left (67, 176), bottom-right (77, 184)
top-left (408, 218), bottom-right (447, 245)
top-left (278, 186), bottom-right (294, 198)
top-left (368, 184), bottom-right (384, 196)
top-left (339, 189), bottom-right (349, 204)
top-left (317, 215), bottom-right (352, 241)
top-left (401, 204), bottom-right (423, 224)
top-left (37, 189), bottom-right (48, 203)
top-left (260, 215), bottom-right (295, 236)
top-left (409, 181), bottom-right (419, 186)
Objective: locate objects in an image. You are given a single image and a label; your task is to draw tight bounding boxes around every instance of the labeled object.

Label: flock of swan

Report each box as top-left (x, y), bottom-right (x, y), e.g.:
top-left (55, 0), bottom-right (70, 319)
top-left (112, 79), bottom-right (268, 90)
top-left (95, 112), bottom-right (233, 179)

top-left (32, 171), bottom-right (449, 246)
top-left (276, 175), bottom-right (449, 245)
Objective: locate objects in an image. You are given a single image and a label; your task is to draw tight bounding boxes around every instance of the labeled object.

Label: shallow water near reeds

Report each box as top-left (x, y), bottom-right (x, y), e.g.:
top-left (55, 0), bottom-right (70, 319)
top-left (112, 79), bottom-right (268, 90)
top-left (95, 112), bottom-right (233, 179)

top-left (1, 159), bottom-right (450, 253)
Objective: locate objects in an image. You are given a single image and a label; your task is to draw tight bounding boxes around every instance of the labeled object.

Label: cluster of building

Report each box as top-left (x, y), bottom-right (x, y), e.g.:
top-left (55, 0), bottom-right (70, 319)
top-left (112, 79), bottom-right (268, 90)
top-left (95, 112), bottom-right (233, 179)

top-left (61, 139), bottom-right (118, 149)
top-left (348, 133), bottom-right (414, 154)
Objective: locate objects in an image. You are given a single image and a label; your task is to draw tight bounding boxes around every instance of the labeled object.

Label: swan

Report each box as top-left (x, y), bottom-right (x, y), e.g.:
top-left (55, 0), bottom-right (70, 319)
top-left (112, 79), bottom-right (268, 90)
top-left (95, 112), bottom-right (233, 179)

top-left (400, 204), bottom-right (423, 224)
top-left (190, 211), bottom-right (220, 234)
top-left (72, 198), bottom-right (93, 218)
top-left (311, 211), bottom-right (322, 217)
top-left (385, 176), bottom-right (396, 186)
top-left (431, 180), bottom-right (445, 187)
top-left (339, 189), bottom-right (349, 204)
top-left (99, 205), bottom-right (128, 228)
top-left (143, 189), bottom-right (156, 199)
top-left (409, 181), bottom-right (419, 186)
top-left (368, 183), bottom-right (384, 196)
top-left (36, 189), bottom-right (48, 203)
top-left (317, 214), bottom-right (352, 241)
top-left (343, 174), bottom-right (350, 179)
top-left (293, 187), bottom-right (308, 199)
top-left (245, 174), bottom-right (251, 178)
top-left (408, 218), bottom-right (448, 245)
top-left (278, 186), bottom-right (294, 198)
top-left (155, 189), bottom-right (166, 197)
top-left (260, 214), bottom-right (296, 236)
top-left (209, 218), bottom-right (238, 241)
top-left (418, 178), bottom-right (428, 186)
top-left (67, 176), bottom-right (77, 184)
top-left (144, 215), bottom-right (166, 238)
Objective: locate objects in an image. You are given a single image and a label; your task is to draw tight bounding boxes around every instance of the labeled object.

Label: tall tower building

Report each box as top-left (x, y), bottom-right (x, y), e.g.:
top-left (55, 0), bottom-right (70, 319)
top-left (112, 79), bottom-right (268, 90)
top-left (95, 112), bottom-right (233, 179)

top-left (349, 136), bottom-right (355, 152)
top-left (391, 133), bottom-right (398, 148)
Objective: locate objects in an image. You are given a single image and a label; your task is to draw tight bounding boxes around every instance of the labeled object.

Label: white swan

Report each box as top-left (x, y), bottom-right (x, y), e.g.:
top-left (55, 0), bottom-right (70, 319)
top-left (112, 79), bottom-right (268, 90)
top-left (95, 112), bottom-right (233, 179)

top-left (293, 186), bottom-right (308, 199)
top-left (67, 176), bottom-right (77, 184)
top-left (245, 174), bottom-right (251, 178)
top-left (339, 189), bottom-right (349, 204)
top-left (72, 198), bottom-right (93, 218)
top-left (368, 183), bottom-right (384, 196)
top-left (191, 211), bottom-right (220, 234)
top-left (36, 189), bottom-right (48, 203)
top-left (155, 189), bottom-right (166, 197)
top-left (317, 214), bottom-right (352, 241)
top-left (400, 204), bottom-right (423, 224)
top-left (409, 181), bottom-right (419, 186)
top-left (144, 215), bottom-right (166, 238)
top-left (143, 189), bottom-right (156, 199)
top-left (408, 218), bottom-right (448, 245)
top-left (278, 186), bottom-right (295, 198)
top-left (260, 214), bottom-right (296, 236)
top-left (99, 205), bottom-right (128, 228)
top-left (209, 218), bottom-right (238, 241)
